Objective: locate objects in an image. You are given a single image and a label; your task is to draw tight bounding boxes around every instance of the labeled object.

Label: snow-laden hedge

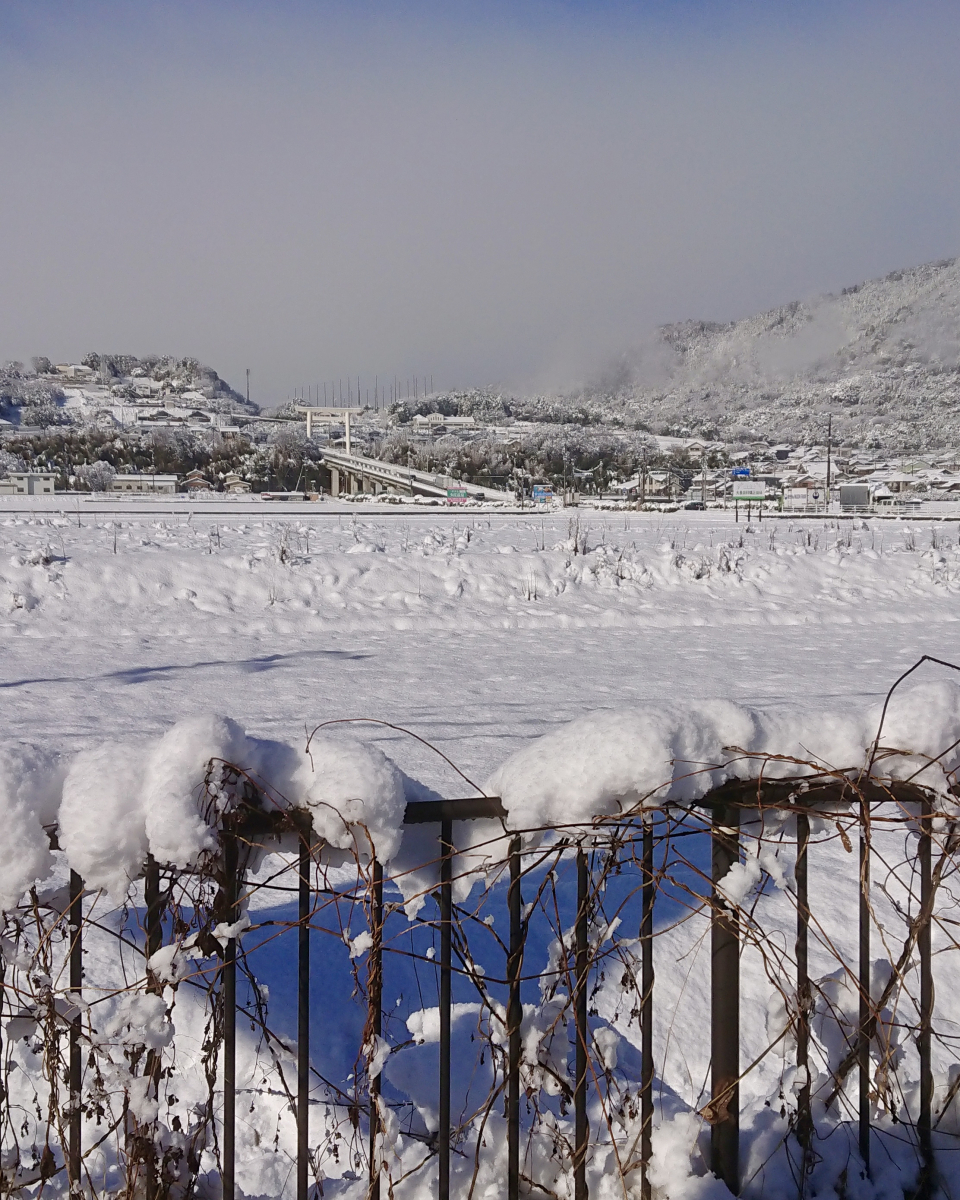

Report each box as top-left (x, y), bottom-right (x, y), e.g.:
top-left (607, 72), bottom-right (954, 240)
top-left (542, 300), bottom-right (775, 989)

top-left (488, 678), bottom-right (960, 829)
top-left (3, 680), bottom-right (958, 911)
top-left (0, 715), bottom-right (406, 907)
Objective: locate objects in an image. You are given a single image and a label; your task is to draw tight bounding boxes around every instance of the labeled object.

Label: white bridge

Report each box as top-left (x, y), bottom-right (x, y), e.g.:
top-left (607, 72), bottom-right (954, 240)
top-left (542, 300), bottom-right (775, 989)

top-left (320, 448), bottom-right (510, 500)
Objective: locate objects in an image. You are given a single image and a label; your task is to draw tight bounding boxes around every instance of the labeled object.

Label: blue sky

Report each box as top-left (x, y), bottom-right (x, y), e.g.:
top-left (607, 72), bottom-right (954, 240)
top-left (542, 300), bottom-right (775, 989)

top-left (1, 0), bottom-right (958, 398)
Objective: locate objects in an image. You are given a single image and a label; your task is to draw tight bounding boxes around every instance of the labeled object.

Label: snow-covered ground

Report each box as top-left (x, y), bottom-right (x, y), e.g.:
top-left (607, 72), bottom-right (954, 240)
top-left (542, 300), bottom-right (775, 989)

top-left (4, 502), bottom-right (960, 784)
top-left (3, 501), bottom-right (960, 1198)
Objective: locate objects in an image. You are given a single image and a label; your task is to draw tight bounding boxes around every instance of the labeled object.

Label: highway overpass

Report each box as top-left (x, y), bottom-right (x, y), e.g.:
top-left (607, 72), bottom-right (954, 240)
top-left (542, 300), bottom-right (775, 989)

top-left (320, 449), bottom-right (510, 500)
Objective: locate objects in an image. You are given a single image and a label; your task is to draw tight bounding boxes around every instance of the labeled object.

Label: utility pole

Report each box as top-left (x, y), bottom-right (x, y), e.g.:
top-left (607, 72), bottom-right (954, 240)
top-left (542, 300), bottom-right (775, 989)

top-left (701, 449), bottom-right (707, 507)
top-left (245, 368), bottom-right (250, 406)
top-left (826, 414), bottom-right (833, 511)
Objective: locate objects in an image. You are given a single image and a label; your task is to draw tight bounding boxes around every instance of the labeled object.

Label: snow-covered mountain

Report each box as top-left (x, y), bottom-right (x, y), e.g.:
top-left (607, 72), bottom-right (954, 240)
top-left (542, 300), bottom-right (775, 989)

top-left (589, 257), bottom-right (960, 450)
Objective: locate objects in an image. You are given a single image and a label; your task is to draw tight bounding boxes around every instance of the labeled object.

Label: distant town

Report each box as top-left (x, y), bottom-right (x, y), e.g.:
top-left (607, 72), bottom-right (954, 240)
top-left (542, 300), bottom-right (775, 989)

top-left (0, 354), bottom-right (958, 513)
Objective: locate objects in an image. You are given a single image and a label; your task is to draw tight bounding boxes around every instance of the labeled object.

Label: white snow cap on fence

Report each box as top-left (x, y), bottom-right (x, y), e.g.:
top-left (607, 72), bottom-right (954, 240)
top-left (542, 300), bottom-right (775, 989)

top-left (6, 716), bottom-right (409, 903)
top-left (486, 681), bottom-right (960, 830)
top-left (5, 680), bottom-right (960, 906)
top-left (288, 733), bottom-right (406, 863)
top-left (58, 716), bottom-right (267, 894)
top-left (60, 741), bottom-right (152, 898)
top-left (0, 746), bottom-right (63, 912)
top-left (142, 714), bottom-right (255, 867)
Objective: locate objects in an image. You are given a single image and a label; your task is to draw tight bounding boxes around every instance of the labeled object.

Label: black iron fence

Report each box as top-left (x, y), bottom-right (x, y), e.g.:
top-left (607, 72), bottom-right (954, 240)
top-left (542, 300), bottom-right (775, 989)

top-left (1, 763), bottom-right (957, 1198)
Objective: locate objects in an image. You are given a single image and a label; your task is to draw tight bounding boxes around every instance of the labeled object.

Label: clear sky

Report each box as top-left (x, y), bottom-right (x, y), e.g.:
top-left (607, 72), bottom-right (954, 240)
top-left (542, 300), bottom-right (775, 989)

top-left (1, 0), bottom-right (959, 403)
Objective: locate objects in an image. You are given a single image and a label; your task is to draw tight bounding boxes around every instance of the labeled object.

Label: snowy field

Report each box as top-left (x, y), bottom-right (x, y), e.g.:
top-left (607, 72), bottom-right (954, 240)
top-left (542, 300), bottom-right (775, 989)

top-left (4, 499), bottom-right (960, 787)
top-left (4, 499), bottom-right (960, 1198)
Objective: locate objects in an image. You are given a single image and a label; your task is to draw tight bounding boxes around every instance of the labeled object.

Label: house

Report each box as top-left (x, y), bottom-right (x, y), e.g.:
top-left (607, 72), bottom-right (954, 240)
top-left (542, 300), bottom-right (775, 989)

top-left (54, 364), bottom-right (95, 380)
top-left (183, 469), bottom-right (212, 492)
top-left (131, 380), bottom-right (163, 398)
top-left (0, 471), bottom-right (58, 496)
top-left (110, 473), bottom-right (179, 495)
top-left (223, 472), bottom-right (251, 494)
top-left (866, 471), bottom-right (917, 495)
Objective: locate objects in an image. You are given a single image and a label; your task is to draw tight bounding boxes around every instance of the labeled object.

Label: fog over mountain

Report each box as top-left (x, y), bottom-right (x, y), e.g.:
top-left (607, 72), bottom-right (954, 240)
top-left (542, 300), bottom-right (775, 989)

top-left (571, 258), bottom-right (960, 450)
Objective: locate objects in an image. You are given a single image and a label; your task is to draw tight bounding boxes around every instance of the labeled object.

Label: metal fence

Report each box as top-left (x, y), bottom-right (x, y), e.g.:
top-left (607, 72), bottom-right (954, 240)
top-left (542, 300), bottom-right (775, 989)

top-left (1, 762), bottom-right (957, 1198)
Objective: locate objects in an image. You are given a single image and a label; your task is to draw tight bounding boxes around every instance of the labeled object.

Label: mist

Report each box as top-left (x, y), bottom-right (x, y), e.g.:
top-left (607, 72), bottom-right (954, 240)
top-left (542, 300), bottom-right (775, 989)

top-left (1, 0), bottom-right (959, 403)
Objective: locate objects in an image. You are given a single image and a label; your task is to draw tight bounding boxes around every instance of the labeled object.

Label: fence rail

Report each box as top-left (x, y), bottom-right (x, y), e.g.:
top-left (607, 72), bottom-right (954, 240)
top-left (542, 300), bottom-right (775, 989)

top-left (1, 764), bottom-right (957, 1198)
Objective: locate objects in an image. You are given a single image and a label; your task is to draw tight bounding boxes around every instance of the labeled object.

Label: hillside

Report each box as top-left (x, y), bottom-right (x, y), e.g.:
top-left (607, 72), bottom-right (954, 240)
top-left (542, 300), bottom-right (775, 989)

top-left (602, 257), bottom-right (960, 449)
top-left (0, 353), bottom-right (255, 428)
top-left (390, 259), bottom-right (960, 453)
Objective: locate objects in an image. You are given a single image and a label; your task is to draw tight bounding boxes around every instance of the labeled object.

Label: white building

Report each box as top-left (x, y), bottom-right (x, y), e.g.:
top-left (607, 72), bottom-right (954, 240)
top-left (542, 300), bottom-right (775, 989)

top-left (54, 364), bottom-right (95, 380)
top-left (0, 471), bottom-right (58, 495)
top-left (111, 473), bottom-right (179, 495)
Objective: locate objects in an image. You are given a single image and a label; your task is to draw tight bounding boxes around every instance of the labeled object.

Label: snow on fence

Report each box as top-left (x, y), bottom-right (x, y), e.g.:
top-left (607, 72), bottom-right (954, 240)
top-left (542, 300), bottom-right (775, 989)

top-left (4, 667), bottom-right (960, 1198)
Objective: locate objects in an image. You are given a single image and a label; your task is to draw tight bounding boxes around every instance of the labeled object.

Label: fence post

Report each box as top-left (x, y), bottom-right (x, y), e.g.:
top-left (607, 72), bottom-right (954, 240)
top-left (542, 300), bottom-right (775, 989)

top-left (69, 870), bottom-right (83, 1195)
top-left (0, 940), bottom-right (4, 1139)
top-left (144, 856), bottom-right (164, 1200)
top-left (859, 801), bottom-right (871, 1176)
top-left (439, 818), bottom-right (453, 1200)
top-left (711, 803), bottom-right (739, 1195)
top-left (507, 836), bottom-right (523, 1200)
top-left (795, 811), bottom-right (812, 1186)
top-left (918, 794), bottom-right (934, 1197)
top-left (574, 846), bottom-right (589, 1200)
top-left (222, 831), bottom-right (239, 1200)
top-left (640, 817), bottom-right (655, 1200)
top-left (298, 828), bottom-right (312, 1200)
top-left (369, 858), bottom-right (383, 1200)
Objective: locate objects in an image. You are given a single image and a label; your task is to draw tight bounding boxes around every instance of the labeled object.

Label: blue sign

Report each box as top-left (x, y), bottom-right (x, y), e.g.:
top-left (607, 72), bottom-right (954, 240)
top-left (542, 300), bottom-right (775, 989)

top-left (731, 468), bottom-right (751, 478)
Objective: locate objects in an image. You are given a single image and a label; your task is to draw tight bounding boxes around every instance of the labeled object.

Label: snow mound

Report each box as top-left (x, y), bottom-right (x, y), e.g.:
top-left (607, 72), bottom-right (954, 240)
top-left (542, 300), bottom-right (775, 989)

top-left (289, 732), bottom-right (406, 862)
top-left (60, 740), bottom-right (152, 897)
top-left (0, 745), bottom-right (63, 911)
top-left (2, 717), bottom-right (410, 909)
top-left (141, 714), bottom-right (254, 866)
top-left (486, 681), bottom-right (960, 831)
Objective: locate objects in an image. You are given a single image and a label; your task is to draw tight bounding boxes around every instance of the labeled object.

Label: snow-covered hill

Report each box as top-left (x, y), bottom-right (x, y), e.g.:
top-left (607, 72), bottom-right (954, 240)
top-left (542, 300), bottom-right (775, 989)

top-left (0, 353), bottom-right (255, 428)
top-left (608, 257), bottom-right (960, 449)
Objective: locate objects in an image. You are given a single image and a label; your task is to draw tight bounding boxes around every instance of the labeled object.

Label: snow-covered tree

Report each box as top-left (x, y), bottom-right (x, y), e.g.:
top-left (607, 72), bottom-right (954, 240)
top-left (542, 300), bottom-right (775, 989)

top-left (0, 449), bottom-right (24, 477)
top-left (76, 460), bottom-right (117, 492)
